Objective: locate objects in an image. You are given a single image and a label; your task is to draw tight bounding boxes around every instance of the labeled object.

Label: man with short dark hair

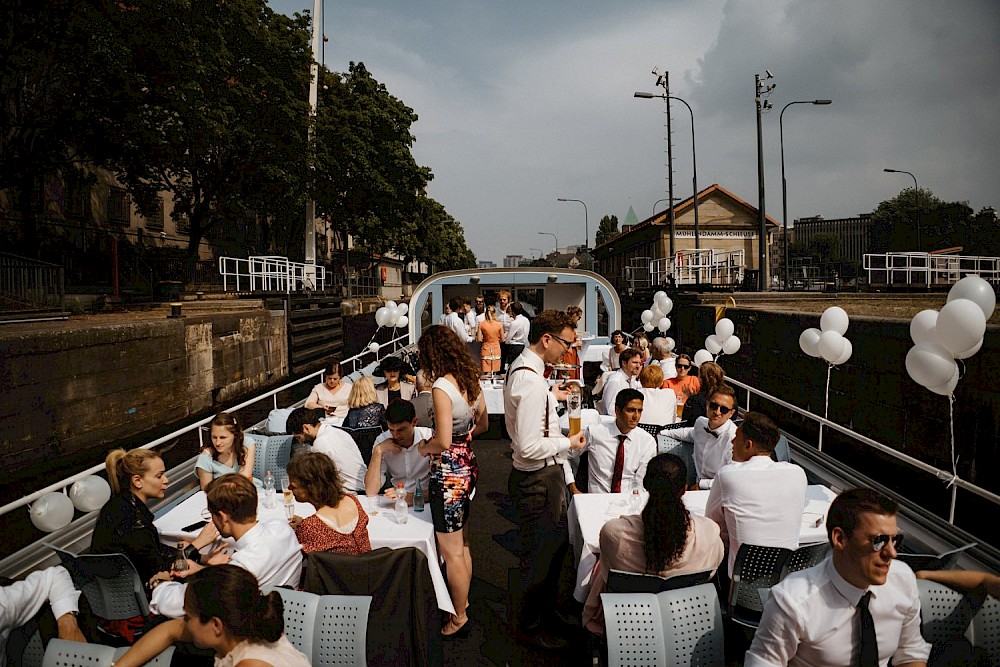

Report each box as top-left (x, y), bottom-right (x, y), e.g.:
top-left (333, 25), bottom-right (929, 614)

top-left (600, 347), bottom-right (643, 415)
top-left (746, 488), bottom-right (930, 667)
top-left (364, 400), bottom-right (433, 503)
top-left (150, 474), bottom-right (303, 618)
top-left (672, 386), bottom-right (738, 488)
top-left (444, 296), bottom-right (472, 342)
top-left (706, 412), bottom-right (807, 574)
top-left (286, 407), bottom-right (366, 492)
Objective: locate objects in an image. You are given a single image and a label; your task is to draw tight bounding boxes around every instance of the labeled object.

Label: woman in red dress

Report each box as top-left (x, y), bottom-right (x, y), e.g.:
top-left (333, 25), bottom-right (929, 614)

top-left (286, 452), bottom-right (371, 555)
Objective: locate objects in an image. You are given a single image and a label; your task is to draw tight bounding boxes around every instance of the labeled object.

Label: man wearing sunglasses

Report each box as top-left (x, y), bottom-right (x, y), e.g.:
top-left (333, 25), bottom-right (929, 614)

top-left (705, 412), bottom-right (807, 576)
top-left (746, 488), bottom-right (930, 667)
top-left (671, 386), bottom-right (739, 489)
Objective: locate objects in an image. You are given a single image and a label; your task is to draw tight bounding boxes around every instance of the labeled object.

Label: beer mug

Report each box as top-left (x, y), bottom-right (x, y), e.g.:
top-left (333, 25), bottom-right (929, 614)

top-left (567, 390), bottom-right (582, 436)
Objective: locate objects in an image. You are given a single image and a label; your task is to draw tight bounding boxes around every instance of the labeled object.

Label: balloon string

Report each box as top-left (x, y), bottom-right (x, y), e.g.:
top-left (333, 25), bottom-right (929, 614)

top-left (366, 326), bottom-right (383, 348)
top-left (946, 392), bottom-right (959, 488)
top-left (824, 364), bottom-right (832, 420)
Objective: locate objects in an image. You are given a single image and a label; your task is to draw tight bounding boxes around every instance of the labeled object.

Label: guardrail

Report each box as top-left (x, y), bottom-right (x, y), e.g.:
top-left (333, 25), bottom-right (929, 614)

top-left (727, 376), bottom-right (1000, 524)
top-left (0, 252), bottom-right (65, 311)
top-left (643, 249), bottom-right (745, 288)
top-left (864, 252), bottom-right (1000, 288)
top-left (218, 255), bottom-right (326, 293)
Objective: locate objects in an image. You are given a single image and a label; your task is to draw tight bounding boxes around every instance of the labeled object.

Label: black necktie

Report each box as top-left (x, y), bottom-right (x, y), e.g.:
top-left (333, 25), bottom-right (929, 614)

top-left (704, 427), bottom-right (716, 437)
top-left (857, 591), bottom-right (878, 667)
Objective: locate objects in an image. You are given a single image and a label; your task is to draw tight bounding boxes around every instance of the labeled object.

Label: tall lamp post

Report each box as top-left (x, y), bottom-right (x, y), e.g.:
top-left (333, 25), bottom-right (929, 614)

top-left (652, 198), bottom-right (670, 214)
top-left (538, 231), bottom-right (558, 256)
top-left (883, 168), bottom-right (920, 250)
top-left (755, 71), bottom-right (775, 290)
top-left (557, 198), bottom-right (588, 250)
top-left (631, 70), bottom-right (676, 270)
top-left (780, 99), bottom-right (832, 290)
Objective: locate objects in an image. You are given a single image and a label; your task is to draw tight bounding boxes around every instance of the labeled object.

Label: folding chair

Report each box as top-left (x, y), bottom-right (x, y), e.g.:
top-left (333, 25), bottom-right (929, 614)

top-left (6, 623), bottom-right (45, 667)
top-left (971, 594), bottom-right (1000, 666)
top-left (729, 544), bottom-right (791, 628)
top-left (42, 639), bottom-right (115, 667)
top-left (916, 579), bottom-right (978, 646)
top-left (781, 542), bottom-right (830, 578)
top-left (659, 583), bottom-right (725, 666)
top-left (314, 595), bottom-right (371, 667)
top-left (637, 423), bottom-right (665, 438)
top-left (261, 586), bottom-right (319, 657)
top-left (248, 433), bottom-right (294, 480)
top-left (601, 593), bottom-right (667, 667)
top-left (607, 569), bottom-right (714, 595)
top-left (45, 546), bottom-right (149, 622)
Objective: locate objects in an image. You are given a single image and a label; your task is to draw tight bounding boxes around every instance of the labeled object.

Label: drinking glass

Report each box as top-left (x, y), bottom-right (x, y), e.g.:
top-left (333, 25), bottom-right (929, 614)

top-left (284, 502), bottom-right (295, 521)
top-left (172, 545), bottom-right (188, 572)
top-left (567, 391), bottom-right (582, 436)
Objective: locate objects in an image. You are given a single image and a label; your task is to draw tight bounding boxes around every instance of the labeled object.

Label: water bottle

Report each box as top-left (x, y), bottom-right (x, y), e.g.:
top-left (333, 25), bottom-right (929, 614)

top-left (394, 482), bottom-right (408, 524)
top-left (263, 471), bottom-right (275, 509)
top-left (413, 482), bottom-right (425, 512)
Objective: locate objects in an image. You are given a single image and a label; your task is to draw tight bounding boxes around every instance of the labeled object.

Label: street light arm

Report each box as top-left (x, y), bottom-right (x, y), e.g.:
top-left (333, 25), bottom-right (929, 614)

top-left (557, 198), bottom-right (588, 248)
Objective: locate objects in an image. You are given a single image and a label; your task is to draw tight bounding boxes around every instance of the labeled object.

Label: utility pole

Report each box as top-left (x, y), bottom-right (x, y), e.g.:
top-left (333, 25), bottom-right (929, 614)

top-left (303, 0), bottom-right (322, 288)
top-left (755, 71), bottom-right (775, 291)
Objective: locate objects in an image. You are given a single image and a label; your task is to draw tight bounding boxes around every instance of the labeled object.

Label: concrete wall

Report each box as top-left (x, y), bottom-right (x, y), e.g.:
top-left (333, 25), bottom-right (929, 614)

top-left (0, 308), bottom-right (287, 474)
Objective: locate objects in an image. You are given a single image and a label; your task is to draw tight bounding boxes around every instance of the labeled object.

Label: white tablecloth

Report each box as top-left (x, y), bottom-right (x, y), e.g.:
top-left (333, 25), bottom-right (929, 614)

top-left (567, 484), bottom-right (837, 602)
top-left (153, 490), bottom-right (456, 614)
top-left (481, 383), bottom-right (505, 415)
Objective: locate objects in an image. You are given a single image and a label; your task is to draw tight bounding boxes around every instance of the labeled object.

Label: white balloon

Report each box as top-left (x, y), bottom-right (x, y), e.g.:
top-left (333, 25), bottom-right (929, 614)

top-left (69, 476), bottom-right (112, 513)
top-left (641, 310), bottom-right (654, 324)
top-left (705, 335), bottom-right (723, 355)
top-left (368, 342), bottom-right (380, 353)
top-left (386, 300), bottom-right (397, 312)
top-left (833, 338), bottom-right (853, 365)
top-left (693, 349), bottom-right (713, 366)
top-left (820, 306), bottom-right (850, 335)
top-left (654, 291), bottom-right (668, 310)
top-left (936, 298), bottom-right (987, 355)
top-left (642, 322), bottom-right (655, 332)
top-left (953, 337), bottom-right (982, 360)
top-left (30, 492), bottom-right (75, 533)
top-left (657, 317), bottom-right (671, 333)
top-left (818, 330), bottom-right (846, 363)
top-left (799, 328), bottom-right (822, 357)
top-left (396, 315), bottom-right (409, 329)
top-left (909, 310), bottom-right (939, 346)
top-left (374, 307), bottom-right (389, 327)
top-left (927, 367), bottom-right (960, 396)
top-left (722, 335), bottom-right (741, 355)
top-left (663, 337), bottom-right (675, 352)
top-left (660, 297), bottom-right (673, 316)
top-left (396, 303), bottom-right (409, 316)
top-left (905, 343), bottom-right (958, 388)
top-left (650, 306), bottom-right (664, 321)
top-left (715, 318), bottom-right (734, 342)
top-left (948, 275), bottom-right (996, 320)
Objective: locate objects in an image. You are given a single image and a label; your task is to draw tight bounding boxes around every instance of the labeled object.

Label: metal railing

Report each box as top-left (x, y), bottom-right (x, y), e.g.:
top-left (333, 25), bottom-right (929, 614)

top-left (727, 376), bottom-right (1000, 524)
top-left (0, 330), bottom-right (412, 520)
top-left (0, 253), bottom-right (65, 311)
top-left (218, 255), bottom-right (326, 293)
top-left (647, 248), bottom-right (745, 287)
top-left (864, 252), bottom-right (1000, 288)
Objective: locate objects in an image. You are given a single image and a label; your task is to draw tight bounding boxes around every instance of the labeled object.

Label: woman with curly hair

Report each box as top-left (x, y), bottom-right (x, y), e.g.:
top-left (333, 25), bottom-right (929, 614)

top-left (286, 452), bottom-right (371, 556)
top-left (196, 412), bottom-right (260, 491)
top-left (582, 453), bottom-right (724, 635)
top-left (416, 324), bottom-right (489, 637)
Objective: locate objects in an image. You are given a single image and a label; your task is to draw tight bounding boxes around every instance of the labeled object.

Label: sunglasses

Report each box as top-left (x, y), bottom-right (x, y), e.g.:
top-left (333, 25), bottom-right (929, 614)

top-left (676, 364), bottom-right (691, 370)
top-left (708, 401), bottom-right (734, 416)
top-left (868, 534), bottom-right (904, 552)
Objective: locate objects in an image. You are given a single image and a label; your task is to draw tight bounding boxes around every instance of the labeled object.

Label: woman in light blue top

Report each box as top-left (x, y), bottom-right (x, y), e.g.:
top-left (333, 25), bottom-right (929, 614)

top-left (195, 413), bottom-right (261, 490)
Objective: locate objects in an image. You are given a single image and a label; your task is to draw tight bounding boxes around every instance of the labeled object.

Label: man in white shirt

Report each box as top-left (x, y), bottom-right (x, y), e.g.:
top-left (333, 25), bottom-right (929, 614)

top-left (1, 565), bottom-right (87, 665)
top-left (568, 388), bottom-right (657, 494)
top-left (601, 348), bottom-right (643, 415)
top-left (364, 400), bottom-right (432, 503)
top-left (504, 309), bottom-right (587, 650)
top-left (650, 337), bottom-right (677, 379)
top-left (444, 296), bottom-right (473, 342)
top-left (151, 474), bottom-right (303, 618)
top-left (286, 407), bottom-right (367, 492)
top-left (672, 386), bottom-right (738, 488)
top-left (746, 488), bottom-right (930, 667)
top-left (705, 412), bottom-right (807, 575)
top-left (465, 294), bottom-right (485, 334)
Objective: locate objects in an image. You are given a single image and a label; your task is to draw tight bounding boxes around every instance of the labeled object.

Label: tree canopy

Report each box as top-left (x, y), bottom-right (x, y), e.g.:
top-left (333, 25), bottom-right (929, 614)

top-left (870, 188), bottom-right (1000, 256)
top-left (595, 214), bottom-right (619, 246)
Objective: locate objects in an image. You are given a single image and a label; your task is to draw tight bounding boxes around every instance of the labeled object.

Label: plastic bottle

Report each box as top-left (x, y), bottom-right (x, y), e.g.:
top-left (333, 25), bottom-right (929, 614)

top-left (413, 482), bottom-right (425, 512)
top-left (394, 481), bottom-right (409, 524)
top-left (263, 471), bottom-right (275, 509)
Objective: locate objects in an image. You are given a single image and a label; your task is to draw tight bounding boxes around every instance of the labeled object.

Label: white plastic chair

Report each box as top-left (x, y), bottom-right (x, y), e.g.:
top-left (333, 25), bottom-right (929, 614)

top-left (262, 586), bottom-right (319, 656)
top-left (601, 592), bottom-right (667, 667)
top-left (916, 578), bottom-right (976, 645)
top-left (658, 583), bottom-right (725, 666)
top-left (42, 639), bottom-right (115, 667)
top-left (112, 646), bottom-right (174, 666)
top-left (971, 594), bottom-right (1000, 665)
top-left (314, 595), bottom-right (371, 667)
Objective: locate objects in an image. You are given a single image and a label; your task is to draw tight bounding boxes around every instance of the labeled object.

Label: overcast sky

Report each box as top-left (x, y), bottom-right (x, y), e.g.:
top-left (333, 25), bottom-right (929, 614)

top-left (271, 0), bottom-right (1000, 265)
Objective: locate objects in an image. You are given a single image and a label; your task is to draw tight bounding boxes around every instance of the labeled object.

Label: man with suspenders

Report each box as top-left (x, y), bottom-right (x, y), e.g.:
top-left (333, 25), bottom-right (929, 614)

top-left (504, 309), bottom-right (587, 649)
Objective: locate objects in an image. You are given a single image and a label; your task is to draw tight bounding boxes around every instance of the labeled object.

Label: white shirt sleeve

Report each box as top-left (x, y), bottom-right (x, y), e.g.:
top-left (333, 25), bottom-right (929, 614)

top-left (149, 581), bottom-right (187, 619)
top-left (744, 584), bottom-right (803, 667)
top-left (0, 565), bottom-right (80, 634)
top-left (505, 373), bottom-right (570, 468)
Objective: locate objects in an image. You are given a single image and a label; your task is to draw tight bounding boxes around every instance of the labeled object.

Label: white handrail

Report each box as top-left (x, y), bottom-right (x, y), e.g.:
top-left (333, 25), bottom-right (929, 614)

top-left (218, 255), bottom-right (327, 293)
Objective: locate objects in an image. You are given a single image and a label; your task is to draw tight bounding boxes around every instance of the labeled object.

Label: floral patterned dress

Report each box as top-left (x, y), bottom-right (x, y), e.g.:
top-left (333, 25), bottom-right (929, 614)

top-left (428, 378), bottom-right (480, 533)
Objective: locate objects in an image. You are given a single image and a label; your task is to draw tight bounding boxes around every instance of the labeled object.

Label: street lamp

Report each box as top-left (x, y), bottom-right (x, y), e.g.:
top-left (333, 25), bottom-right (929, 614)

top-left (632, 70), bottom-right (676, 271)
top-left (652, 198), bottom-right (671, 215)
top-left (884, 168), bottom-right (921, 250)
top-left (755, 70), bottom-right (776, 291)
top-left (538, 231), bottom-right (558, 255)
top-left (557, 198), bottom-right (588, 250)
top-left (636, 91), bottom-right (700, 251)
top-left (780, 99), bottom-right (832, 290)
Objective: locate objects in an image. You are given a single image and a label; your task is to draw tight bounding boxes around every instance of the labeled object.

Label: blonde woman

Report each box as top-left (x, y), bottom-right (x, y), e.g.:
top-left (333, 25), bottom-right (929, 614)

top-left (476, 305), bottom-right (504, 375)
top-left (343, 376), bottom-right (385, 428)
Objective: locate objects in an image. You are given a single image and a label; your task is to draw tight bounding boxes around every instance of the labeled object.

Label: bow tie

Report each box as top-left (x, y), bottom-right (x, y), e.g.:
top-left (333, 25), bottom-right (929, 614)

top-left (704, 427), bottom-right (718, 437)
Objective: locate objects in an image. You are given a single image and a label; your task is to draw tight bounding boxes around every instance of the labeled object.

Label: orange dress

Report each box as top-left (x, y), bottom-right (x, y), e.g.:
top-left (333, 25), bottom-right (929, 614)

top-left (479, 319), bottom-right (503, 372)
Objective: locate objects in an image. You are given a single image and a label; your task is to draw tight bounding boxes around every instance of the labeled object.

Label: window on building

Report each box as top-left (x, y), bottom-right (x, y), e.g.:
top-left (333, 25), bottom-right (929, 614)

top-left (143, 197), bottom-right (164, 230)
top-left (108, 187), bottom-right (130, 228)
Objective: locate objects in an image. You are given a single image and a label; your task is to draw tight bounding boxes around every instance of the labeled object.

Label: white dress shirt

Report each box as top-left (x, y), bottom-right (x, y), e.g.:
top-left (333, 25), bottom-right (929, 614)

top-left (312, 423), bottom-right (367, 492)
top-left (1, 566), bottom-right (80, 665)
top-left (745, 557), bottom-right (931, 667)
top-left (465, 309), bottom-right (481, 335)
top-left (506, 315), bottom-right (530, 345)
top-left (445, 311), bottom-right (472, 342)
top-left (372, 426), bottom-right (434, 493)
top-left (638, 387), bottom-right (677, 425)
top-left (568, 422), bottom-right (657, 493)
top-left (656, 356), bottom-right (677, 380)
top-left (601, 369), bottom-right (640, 415)
top-left (151, 519), bottom-right (303, 618)
top-left (494, 304), bottom-right (513, 335)
top-left (705, 456), bottom-right (808, 574)
top-left (504, 349), bottom-right (570, 472)
top-left (673, 417), bottom-right (737, 487)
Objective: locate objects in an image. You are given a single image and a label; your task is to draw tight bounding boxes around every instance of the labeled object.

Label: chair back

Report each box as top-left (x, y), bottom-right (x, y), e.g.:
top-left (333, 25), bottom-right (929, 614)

top-left (6, 624), bottom-right (44, 667)
top-left (971, 595), bottom-right (1000, 666)
top-left (248, 433), bottom-right (294, 480)
top-left (42, 639), bottom-right (115, 667)
top-left (916, 579), bottom-right (977, 645)
top-left (781, 543), bottom-right (830, 578)
top-left (729, 543), bottom-right (791, 628)
top-left (315, 595), bottom-right (371, 667)
top-left (46, 546), bottom-right (149, 620)
top-left (607, 569), bottom-right (714, 595)
top-left (112, 646), bottom-right (174, 666)
top-left (262, 586), bottom-right (319, 657)
top-left (637, 423), bottom-right (664, 437)
top-left (659, 583), bottom-right (725, 667)
top-left (601, 593), bottom-right (667, 667)
top-left (339, 426), bottom-right (382, 466)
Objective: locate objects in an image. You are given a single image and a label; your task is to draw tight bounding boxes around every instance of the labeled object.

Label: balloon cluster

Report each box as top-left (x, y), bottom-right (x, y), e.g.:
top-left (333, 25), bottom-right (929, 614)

top-left (905, 276), bottom-right (994, 396)
top-left (374, 301), bottom-right (409, 330)
top-left (694, 318), bottom-right (740, 366)
top-left (799, 307), bottom-right (853, 366)
top-left (640, 291), bottom-right (674, 334)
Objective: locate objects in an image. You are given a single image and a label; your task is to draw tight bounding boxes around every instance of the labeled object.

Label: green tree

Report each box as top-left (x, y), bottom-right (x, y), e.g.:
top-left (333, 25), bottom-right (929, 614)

top-left (868, 187), bottom-right (982, 254)
top-left (595, 214), bottom-right (619, 246)
top-left (403, 196), bottom-right (476, 270)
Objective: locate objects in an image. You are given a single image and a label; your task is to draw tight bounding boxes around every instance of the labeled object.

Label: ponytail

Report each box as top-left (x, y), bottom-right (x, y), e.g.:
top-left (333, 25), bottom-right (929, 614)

top-left (254, 591), bottom-right (284, 643)
top-left (184, 565), bottom-right (286, 645)
top-left (105, 448), bottom-right (159, 495)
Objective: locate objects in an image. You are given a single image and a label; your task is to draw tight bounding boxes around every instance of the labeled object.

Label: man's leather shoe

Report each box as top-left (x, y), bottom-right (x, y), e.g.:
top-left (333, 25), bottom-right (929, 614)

top-left (513, 628), bottom-right (570, 650)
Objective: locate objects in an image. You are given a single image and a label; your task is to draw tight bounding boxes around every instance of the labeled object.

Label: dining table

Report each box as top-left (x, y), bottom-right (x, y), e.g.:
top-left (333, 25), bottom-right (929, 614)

top-left (153, 489), bottom-right (456, 615)
top-left (566, 484), bottom-right (837, 602)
